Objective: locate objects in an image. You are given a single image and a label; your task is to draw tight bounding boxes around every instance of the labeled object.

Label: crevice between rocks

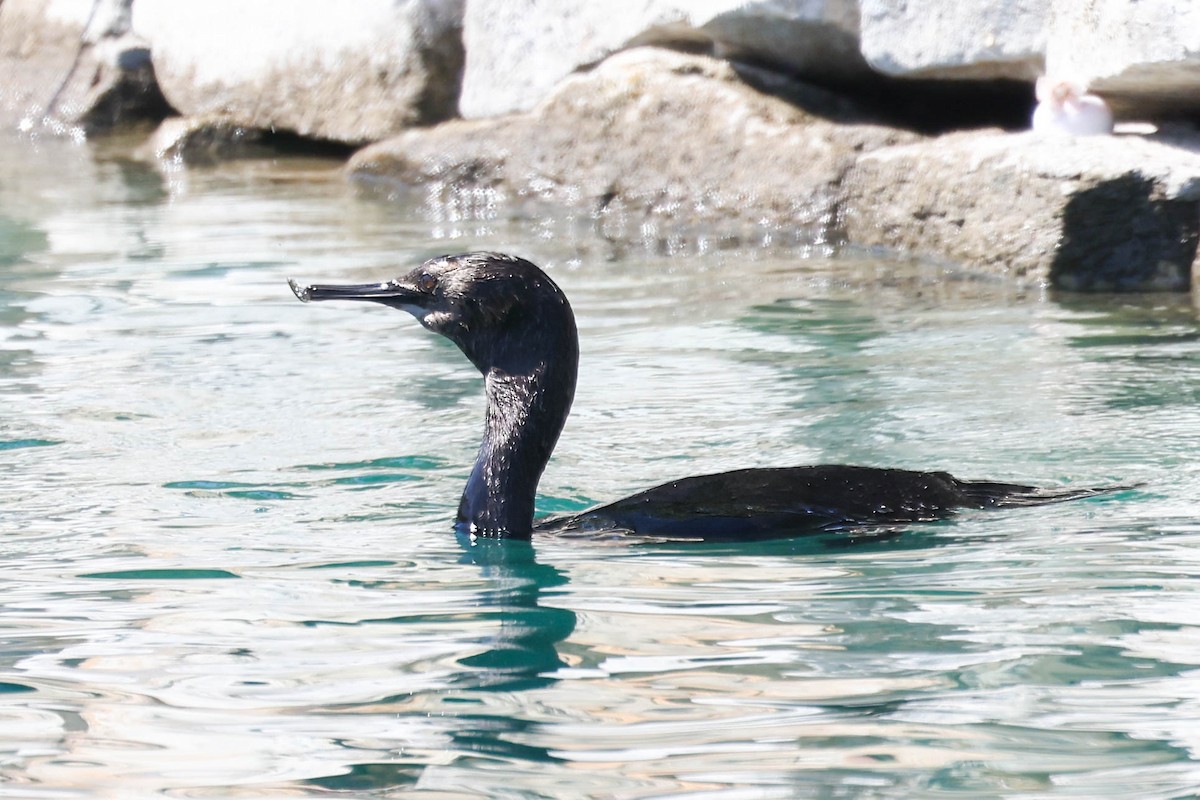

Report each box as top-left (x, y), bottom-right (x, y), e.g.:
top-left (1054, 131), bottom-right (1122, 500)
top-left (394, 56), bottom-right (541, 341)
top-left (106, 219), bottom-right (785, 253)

top-left (732, 57), bottom-right (1036, 133)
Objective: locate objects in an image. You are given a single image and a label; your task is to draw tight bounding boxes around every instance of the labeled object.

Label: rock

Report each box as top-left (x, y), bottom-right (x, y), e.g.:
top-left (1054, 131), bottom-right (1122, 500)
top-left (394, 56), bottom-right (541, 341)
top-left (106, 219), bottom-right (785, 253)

top-left (459, 0), bottom-right (865, 119)
top-left (859, 0), bottom-right (1049, 81)
top-left (859, 0), bottom-right (1200, 122)
top-left (0, 0), bottom-right (168, 134)
top-left (841, 130), bottom-right (1200, 291)
top-left (1047, 0), bottom-right (1200, 119)
top-left (138, 116), bottom-right (272, 166)
top-left (350, 48), bottom-right (913, 249)
top-left (131, 0), bottom-right (464, 144)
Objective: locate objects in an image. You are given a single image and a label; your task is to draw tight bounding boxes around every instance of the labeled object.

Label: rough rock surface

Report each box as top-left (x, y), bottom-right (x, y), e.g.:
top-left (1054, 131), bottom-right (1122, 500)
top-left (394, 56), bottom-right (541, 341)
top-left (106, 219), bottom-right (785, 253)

top-left (0, 0), bottom-right (167, 133)
top-left (351, 48), bottom-right (913, 247)
top-left (1047, 0), bottom-right (1200, 118)
top-left (841, 130), bottom-right (1200, 290)
top-left (859, 0), bottom-right (1048, 81)
top-left (132, 0), bottom-right (464, 144)
top-left (459, 0), bottom-right (865, 119)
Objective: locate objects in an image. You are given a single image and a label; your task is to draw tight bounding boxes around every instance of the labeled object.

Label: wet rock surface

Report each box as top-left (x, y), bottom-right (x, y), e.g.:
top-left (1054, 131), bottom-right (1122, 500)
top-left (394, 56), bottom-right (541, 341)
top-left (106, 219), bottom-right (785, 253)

top-left (351, 49), bottom-right (913, 248)
top-left (138, 116), bottom-right (273, 166)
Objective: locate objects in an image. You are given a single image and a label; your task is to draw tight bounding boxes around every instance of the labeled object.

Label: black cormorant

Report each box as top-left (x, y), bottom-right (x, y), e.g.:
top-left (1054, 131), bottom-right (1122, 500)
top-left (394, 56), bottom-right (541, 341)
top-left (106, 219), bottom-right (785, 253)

top-left (290, 252), bottom-right (1117, 541)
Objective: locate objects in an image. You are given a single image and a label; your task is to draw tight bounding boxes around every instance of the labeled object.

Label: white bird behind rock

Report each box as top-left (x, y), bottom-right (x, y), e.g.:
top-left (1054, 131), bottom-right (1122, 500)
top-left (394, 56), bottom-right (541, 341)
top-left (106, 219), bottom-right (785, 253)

top-left (1031, 78), bottom-right (1114, 136)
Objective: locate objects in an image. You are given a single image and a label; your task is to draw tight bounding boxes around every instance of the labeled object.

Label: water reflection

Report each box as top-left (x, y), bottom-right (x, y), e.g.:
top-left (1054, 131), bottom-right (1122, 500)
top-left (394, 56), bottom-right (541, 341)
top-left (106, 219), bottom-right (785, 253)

top-left (452, 537), bottom-right (576, 692)
top-left (300, 537), bottom-right (576, 794)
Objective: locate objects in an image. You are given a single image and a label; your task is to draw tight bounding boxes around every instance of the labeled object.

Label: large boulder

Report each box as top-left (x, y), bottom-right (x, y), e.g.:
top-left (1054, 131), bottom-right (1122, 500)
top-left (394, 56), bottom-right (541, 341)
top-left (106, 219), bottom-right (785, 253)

top-left (459, 0), bottom-right (865, 119)
top-left (131, 0), bottom-right (465, 144)
top-left (841, 130), bottom-right (1200, 290)
top-left (0, 0), bottom-right (166, 133)
top-left (350, 48), bottom-right (912, 248)
top-left (1047, 0), bottom-right (1200, 119)
top-left (859, 0), bottom-right (1048, 81)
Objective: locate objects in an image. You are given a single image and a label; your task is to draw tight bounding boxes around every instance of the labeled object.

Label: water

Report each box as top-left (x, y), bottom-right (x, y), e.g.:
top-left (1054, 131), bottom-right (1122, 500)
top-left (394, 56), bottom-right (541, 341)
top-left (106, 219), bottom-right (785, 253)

top-left (2, 130), bottom-right (1200, 799)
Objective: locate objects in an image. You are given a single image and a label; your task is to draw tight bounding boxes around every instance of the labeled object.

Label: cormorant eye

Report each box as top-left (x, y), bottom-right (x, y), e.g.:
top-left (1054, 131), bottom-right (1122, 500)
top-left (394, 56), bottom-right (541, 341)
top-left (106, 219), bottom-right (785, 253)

top-left (417, 272), bottom-right (437, 293)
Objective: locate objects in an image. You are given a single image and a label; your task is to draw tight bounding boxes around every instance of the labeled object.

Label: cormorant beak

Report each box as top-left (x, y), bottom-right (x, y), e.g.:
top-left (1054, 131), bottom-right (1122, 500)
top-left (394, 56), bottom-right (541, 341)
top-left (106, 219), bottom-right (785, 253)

top-left (287, 278), bottom-right (423, 308)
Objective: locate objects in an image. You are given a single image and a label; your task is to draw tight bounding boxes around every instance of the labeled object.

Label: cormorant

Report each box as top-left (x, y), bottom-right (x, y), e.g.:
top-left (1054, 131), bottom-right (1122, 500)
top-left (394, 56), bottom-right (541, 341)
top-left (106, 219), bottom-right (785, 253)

top-left (290, 252), bottom-right (1117, 541)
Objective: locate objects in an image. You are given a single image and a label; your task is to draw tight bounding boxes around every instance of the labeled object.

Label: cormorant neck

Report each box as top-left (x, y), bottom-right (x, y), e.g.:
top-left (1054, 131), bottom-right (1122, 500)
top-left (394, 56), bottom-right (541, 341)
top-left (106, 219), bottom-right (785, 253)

top-left (457, 350), bottom-right (577, 539)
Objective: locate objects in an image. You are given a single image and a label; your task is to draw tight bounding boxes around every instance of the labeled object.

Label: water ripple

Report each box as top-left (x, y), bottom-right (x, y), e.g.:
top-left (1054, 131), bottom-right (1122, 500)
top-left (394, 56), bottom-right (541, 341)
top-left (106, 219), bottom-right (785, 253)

top-left (2, 133), bottom-right (1199, 798)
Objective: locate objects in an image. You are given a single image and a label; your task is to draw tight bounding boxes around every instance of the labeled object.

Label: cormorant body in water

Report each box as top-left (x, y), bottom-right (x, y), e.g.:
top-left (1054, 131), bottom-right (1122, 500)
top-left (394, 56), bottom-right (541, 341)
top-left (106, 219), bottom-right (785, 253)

top-left (290, 252), bottom-right (1116, 541)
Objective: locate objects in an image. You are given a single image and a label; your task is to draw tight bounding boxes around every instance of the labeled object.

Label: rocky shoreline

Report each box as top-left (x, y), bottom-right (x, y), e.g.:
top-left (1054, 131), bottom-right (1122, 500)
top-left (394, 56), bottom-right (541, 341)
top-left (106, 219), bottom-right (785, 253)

top-left (3, 0), bottom-right (1199, 291)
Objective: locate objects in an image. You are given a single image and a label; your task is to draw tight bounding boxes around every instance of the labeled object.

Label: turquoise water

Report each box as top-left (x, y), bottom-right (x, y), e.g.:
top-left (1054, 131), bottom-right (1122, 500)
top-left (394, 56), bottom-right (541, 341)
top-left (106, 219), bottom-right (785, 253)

top-left (2, 131), bottom-right (1200, 798)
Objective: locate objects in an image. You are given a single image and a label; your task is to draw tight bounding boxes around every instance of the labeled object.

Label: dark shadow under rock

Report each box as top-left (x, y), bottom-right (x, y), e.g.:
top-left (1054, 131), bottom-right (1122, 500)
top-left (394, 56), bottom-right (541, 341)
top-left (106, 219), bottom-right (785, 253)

top-left (1054, 176), bottom-right (1200, 291)
top-left (137, 116), bottom-right (356, 167)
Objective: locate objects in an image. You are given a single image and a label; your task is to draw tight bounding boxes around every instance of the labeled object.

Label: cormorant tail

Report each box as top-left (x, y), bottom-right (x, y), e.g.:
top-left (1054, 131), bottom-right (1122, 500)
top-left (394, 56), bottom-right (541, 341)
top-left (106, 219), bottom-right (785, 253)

top-left (956, 479), bottom-right (1135, 509)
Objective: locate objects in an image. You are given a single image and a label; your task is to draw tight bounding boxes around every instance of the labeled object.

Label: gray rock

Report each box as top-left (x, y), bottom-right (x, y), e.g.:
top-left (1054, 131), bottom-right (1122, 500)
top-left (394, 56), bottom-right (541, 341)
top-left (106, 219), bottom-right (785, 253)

top-left (859, 0), bottom-right (1200, 121)
top-left (841, 130), bottom-right (1200, 290)
top-left (138, 116), bottom-right (273, 166)
top-left (459, 0), bottom-right (865, 119)
top-left (859, 0), bottom-right (1048, 81)
top-left (351, 48), bottom-right (912, 249)
top-left (1047, 0), bottom-right (1200, 118)
top-left (0, 0), bottom-right (166, 134)
top-left (131, 0), bottom-right (464, 144)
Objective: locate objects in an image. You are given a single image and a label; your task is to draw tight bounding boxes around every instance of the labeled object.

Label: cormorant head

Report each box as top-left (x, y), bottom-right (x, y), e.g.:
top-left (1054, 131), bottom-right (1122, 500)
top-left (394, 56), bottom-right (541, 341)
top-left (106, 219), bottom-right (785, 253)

top-left (289, 251), bottom-right (578, 376)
